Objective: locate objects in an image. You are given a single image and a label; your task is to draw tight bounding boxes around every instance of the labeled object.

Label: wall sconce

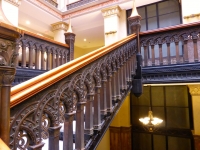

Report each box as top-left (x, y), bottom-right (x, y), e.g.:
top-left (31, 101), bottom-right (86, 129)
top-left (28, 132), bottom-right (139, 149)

top-left (105, 31), bottom-right (117, 35)
top-left (184, 13), bottom-right (200, 19)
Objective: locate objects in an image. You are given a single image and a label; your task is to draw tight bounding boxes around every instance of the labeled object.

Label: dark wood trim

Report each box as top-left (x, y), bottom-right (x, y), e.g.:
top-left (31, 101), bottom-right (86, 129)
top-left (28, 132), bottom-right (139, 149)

top-left (110, 126), bottom-right (132, 150)
top-left (0, 22), bottom-right (21, 40)
top-left (22, 30), bottom-right (69, 48)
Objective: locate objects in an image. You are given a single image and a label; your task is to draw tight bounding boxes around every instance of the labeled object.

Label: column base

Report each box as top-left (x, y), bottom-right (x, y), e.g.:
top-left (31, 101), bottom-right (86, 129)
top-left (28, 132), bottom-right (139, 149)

top-left (93, 124), bottom-right (102, 130)
top-left (84, 128), bottom-right (94, 135)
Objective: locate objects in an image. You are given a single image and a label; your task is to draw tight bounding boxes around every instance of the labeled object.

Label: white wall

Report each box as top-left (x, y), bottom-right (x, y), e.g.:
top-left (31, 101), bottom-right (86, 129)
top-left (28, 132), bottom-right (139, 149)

top-left (104, 15), bottom-right (119, 46)
top-left (1, 0), bottom-right (18, 26)
top-left (53, 29), bottom-right (66, 44)
top-left (181, 0), bottom-right (200, 24)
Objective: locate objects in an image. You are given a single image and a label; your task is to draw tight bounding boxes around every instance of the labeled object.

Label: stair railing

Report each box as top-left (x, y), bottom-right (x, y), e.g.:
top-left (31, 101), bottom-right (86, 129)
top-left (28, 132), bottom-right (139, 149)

top-left (10, 33), bottom-right (137, 150)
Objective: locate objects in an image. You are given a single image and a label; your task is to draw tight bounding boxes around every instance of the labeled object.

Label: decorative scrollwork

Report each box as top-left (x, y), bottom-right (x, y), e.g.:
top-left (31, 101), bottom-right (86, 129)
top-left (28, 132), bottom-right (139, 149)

top-left (140, 26), bottom-right (200, 47)
top-left (10, 37), bottom-right (137, 149)
top-left (41, 113), bottom-right (50, 139)
top-left (17, 130), bottom-right (30, 150)
top-left (59, 102), bottom-right (66, 123)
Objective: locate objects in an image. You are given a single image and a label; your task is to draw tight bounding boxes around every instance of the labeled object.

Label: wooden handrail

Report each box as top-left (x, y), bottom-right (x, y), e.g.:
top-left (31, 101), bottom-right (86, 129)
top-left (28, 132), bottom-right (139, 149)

top-left (140, 21), bottom-right (200, 36)
top-left (10, 34), bottom-right (136, 107)
top-left (21, 30), bottom-right (69, 48)
top-left (0, 22), bottom-right (22, 40)
top-left (0, 22), bottom-right (69, 48)
top-left (0, 139), bottom-right (10, 150)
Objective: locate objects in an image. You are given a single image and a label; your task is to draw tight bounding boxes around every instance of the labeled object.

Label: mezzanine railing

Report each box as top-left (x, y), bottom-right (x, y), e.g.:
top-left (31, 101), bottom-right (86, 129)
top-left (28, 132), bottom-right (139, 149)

top-left (17, 30), bottom-right (70, 70)
top-left (11, 29), bottom-right (73, 86)
top-left (140, 21), bottom-right (200, 83)
top-left (10, 33), bottom-right (137, 150)
top-left (140, 21), bottom-right (200, 67)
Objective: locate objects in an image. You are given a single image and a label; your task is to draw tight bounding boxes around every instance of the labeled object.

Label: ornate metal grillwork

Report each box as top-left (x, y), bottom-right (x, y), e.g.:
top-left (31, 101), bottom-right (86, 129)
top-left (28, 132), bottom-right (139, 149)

top-left (10, 38), bottom-right (137, 150)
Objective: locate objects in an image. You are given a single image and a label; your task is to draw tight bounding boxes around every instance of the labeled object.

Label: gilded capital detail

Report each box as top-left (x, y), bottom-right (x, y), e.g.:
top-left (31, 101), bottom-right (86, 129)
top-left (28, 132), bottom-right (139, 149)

top-left (101, 5), bottom-right (121, 18)
top-left (188, 85), bottom-right (200, 96)
top-left (51, 22), bottom-right (69, 32)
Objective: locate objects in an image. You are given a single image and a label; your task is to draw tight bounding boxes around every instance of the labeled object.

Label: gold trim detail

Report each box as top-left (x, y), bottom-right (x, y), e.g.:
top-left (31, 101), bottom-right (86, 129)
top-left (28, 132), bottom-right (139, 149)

top-left (105, 31), bottom-right (117, 35)
top-left (101, 5), bottom-right (121, 18)
top-left (188, 85), bottom-right (200, 96)
top-left (51, 21), bottom-right (69, 31)
top-left (184, 13), bottom-right (200, 19)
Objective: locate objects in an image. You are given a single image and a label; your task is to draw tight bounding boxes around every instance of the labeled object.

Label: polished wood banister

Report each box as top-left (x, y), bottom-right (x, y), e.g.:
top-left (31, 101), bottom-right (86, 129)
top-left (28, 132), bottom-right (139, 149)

top-left (140, 21), bottom-right (200, 35)
top-left (0, 22), bottom-right (22, 40)
top-left (0, 139), bottom-right (10, 150)
top-left (10, 34), bottom-right (136, 107)
top-left (0, 22), bottom-right (68, 48)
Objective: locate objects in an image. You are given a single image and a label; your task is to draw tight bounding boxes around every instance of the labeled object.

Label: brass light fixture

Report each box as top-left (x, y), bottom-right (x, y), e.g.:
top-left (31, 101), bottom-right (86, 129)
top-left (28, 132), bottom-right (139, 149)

top-left (139, 86), bottom-right (163, 132)
top-left (139, 109), bottom-right (163, 132)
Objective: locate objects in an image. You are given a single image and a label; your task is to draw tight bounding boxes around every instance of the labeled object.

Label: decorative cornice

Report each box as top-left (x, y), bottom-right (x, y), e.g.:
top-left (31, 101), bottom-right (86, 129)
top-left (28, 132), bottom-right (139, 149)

top-left (25, 0), bottom-right (128, 20)
top-left (4, 0), bottom-right (21, 7)
top-left (101, 5), bottom-right (121, 18)
top-left (105, 30), bottom-right (117, 35)
top-left (188, 85), bottom-right (200, 96)
top-left (142, 62), bottom-right (200, 84)
top-left (51, 21), bottom-right (69, 31)
top-left (184, 13), bottom-right (200, 19)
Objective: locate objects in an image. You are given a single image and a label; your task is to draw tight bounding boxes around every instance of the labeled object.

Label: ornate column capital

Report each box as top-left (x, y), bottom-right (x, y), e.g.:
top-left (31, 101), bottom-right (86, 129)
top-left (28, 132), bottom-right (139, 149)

top-left (188, 85), bottom-right (200, 96)
top-left (0, 67), bottom-right (16, 86)
top-left (0, 23), bottom-right (21, 67)
top-left (51, 22), bottom-right (69, 32)
top-left (101, 5), bottom-right (122, 18)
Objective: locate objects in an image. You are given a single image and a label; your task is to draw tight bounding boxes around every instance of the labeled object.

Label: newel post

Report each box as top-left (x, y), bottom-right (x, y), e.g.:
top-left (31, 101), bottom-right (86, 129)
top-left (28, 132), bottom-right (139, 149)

top-left (0, 23), bottom-right (21, 146)
top-left (64, 17), bottom-right (76, 61)
top-left (128, 0), bottom-right (143, 97)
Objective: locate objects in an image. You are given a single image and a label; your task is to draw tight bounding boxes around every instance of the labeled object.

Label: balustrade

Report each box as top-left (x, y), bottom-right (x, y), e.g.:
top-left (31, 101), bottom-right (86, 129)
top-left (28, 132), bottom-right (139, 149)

top-left (9, 34), bottom-right (137, 150)
top-left (140, 22), bottom-right (200, 67)
top-left (17, 30), bottom-right (70, 71)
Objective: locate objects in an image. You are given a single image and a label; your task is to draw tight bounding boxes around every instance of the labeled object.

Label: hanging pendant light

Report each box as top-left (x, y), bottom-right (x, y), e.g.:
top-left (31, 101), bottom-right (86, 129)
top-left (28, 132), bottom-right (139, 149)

top-left (139, 110), bottom-right (163, 132)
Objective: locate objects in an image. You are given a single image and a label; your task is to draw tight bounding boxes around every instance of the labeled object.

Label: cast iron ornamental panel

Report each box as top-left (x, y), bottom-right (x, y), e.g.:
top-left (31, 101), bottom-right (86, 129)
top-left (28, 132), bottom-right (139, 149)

top-left (10, 39), bottom-right (137, 150)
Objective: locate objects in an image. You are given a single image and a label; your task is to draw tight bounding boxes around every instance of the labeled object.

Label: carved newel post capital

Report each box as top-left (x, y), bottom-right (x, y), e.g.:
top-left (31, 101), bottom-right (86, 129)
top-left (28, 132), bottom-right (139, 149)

top-left (64, 32), bottom-right (76, 43)
top-left (64, 32), bottom-right (76, 61)
top-left (0, 67), bottom-right (16, 85)
top-left (0, 22), bottom-right (21, 67)
top-left (127, 0), bottom-right (141, 34)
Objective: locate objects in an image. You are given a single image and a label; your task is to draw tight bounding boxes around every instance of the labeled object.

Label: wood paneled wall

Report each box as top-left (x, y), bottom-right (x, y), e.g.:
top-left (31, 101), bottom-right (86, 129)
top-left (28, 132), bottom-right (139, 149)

top-left (110, 126), bottom-right (132, 150)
